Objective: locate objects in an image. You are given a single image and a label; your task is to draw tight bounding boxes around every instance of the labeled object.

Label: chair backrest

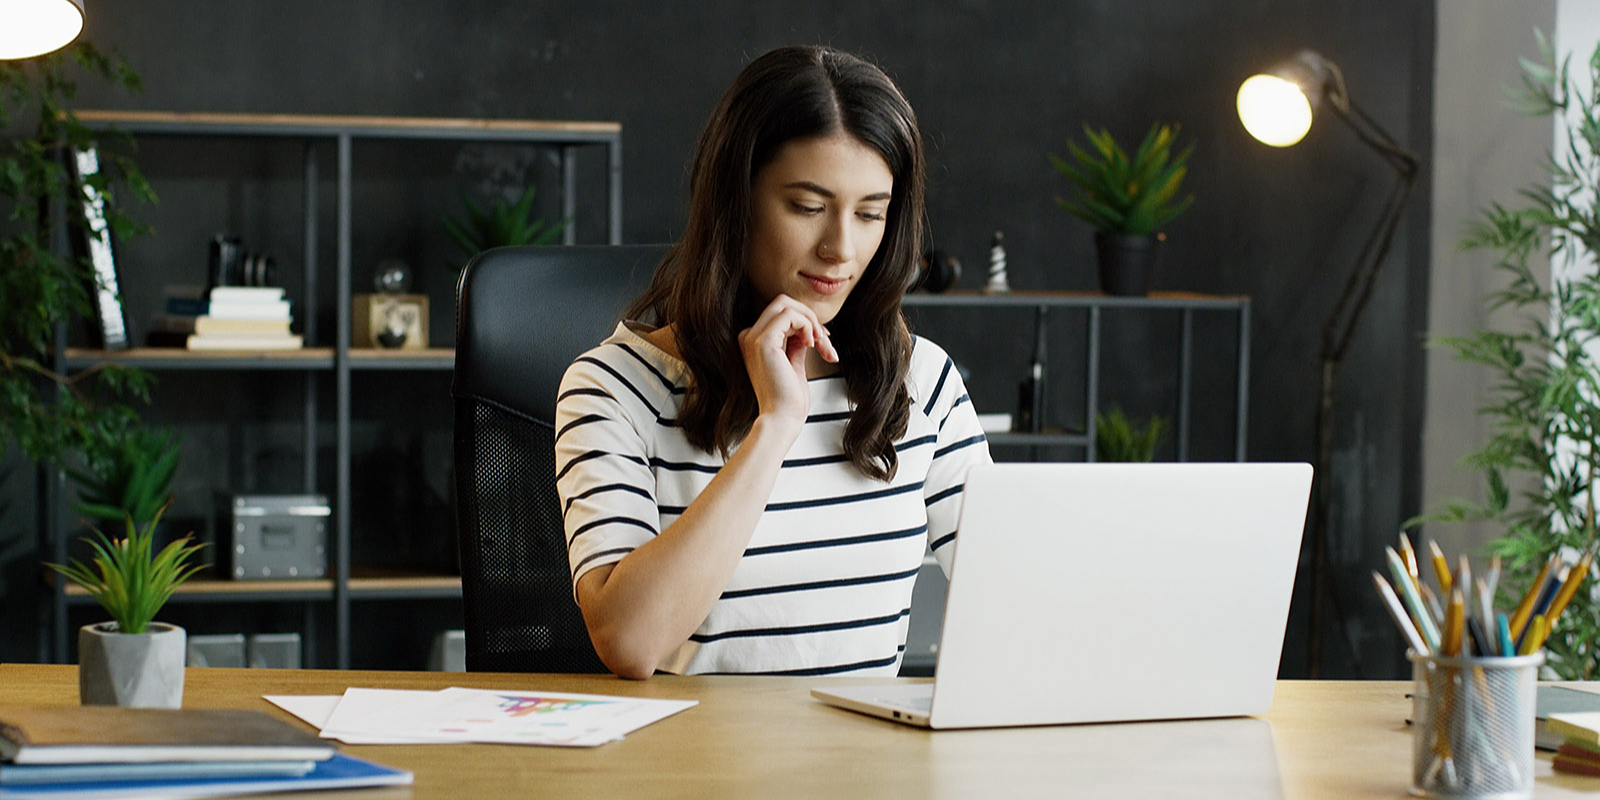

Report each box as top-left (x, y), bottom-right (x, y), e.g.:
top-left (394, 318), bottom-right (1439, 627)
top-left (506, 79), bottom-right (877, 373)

top-left (452, 244), bottom-right (668, 673)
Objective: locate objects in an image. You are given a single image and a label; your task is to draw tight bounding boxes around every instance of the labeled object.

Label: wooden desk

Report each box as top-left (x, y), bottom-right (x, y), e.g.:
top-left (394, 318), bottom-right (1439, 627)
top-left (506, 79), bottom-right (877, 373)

top-left (4, 665), bottom-right (1600, 799)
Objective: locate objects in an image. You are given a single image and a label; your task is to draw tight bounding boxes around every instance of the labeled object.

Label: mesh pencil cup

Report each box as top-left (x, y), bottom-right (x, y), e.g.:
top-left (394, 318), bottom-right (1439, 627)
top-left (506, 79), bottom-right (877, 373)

top-left (1409, 650), bottom-right (1543, 800)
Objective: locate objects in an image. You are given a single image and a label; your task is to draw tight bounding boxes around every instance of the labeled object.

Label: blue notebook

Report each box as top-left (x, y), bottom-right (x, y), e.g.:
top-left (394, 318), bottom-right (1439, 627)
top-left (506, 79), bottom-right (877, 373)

top-left (0, 752), bottom-right (411, 799)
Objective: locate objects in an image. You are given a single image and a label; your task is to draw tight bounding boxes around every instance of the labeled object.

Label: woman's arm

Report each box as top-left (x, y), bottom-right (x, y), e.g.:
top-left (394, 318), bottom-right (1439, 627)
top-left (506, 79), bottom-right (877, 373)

top-left (575, 295), bottom-right (836, 679)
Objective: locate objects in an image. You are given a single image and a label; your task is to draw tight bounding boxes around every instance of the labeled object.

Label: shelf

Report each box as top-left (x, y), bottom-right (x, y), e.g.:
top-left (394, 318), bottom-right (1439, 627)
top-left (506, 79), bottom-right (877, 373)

top-left (349, 570), bottom-right (463, 600)
top-left (62, 575), bottom-right (335, 604)
top-left (348, 348), bottom-right (455, 370)
top-left (64, 347), bottom-right (335, 370)
top-left (75, 110), bottom-right (622, 144)
top-left (903, 290), bottom-right (1249, 310)
top-left (986, 432), bottom-right (1090, 448)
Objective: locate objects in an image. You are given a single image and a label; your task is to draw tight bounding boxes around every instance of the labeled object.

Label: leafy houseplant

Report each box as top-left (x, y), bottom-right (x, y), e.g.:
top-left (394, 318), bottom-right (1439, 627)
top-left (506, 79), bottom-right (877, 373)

top-left (1, 44), bottom-right (154, 467)
top-left (1050, 123), bottom-right (1194, 296)
top-left (1418, 33), bottom-right (1600, 679)
top-left (441, 186), bottom-right (564, 274)
top-left (1095, 406), bottom-right (1169, 463)
top-left (67, 426), bottom-right (180, 526)
top-left (47, 500), bottom-right (204, 707)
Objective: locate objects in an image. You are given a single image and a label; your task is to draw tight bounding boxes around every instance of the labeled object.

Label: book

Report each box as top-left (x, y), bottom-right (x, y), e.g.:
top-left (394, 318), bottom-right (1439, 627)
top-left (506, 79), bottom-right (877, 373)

top-left (1536, 686), bottom-right (1600, 750)
top-left (0, 706), bottom-right (334, 765)
top-left (206, 299), bottom-right (291, 321)
top-left (149, 314), bottom-right (291, 337)
top-left (0, 759), bottom-right (315, 785)
top-left (1558, 741), bottom-right (1600, 763)
top-left (1555, 752), bottom-right (1600, 778)
top-left (0, 752), bottom-right (410, 799)
top-left (209, 286), bottom-right (285, 303)
top-left (186, 334), bottom-right (304, 351)
top-left (1548, 711), bottom-right (1600, 748)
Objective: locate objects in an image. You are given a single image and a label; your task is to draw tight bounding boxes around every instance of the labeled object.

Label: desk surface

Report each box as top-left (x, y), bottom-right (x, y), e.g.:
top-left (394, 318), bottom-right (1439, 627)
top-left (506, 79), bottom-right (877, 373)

top-left (4, 665), bottom-right (1600, 799)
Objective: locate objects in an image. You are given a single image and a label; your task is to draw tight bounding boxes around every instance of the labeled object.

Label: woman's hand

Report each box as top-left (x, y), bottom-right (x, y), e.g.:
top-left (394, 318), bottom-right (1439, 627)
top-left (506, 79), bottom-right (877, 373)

top-left (737, 294), bottom-right (839, 430)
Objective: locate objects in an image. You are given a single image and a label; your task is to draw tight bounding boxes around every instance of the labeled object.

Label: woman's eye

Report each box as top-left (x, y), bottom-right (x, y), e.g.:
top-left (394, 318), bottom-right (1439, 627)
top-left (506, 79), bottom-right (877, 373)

top-left (790, 202), bottom-right (824, 215)
top-left (857, 210), bottom-right (886, 222)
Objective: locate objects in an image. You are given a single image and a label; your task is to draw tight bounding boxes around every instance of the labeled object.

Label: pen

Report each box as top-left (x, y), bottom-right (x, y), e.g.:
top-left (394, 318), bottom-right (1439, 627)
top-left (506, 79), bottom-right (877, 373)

top-left (1429, 540), bottom-right (1452, 594)
top-left (1528, 561), bottom-right (1564, 621)
top-left (1466, 615), bottom-right (1490, 658)
top-left (1386, 547), bottom-right (1441, 651)
top-left (1509, 553), bottom-right (1559, 639)
top-left (1443, 588), bottom-right (1464, 657)
top-left (1498, 612), bottom-right (1515, 657)
top-left (1373, 571), bottom-right (1430, 655)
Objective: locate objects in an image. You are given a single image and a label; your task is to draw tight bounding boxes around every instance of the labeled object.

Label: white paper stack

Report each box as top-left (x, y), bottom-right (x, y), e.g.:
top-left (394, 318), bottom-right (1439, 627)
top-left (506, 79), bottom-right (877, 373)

top-left (266, 686), bottom-right (697, 748)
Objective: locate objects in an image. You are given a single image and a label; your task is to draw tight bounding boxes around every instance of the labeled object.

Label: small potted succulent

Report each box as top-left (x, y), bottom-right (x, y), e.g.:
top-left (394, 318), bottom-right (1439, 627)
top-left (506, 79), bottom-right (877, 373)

top-left (1050, 122), bottom-right (1194, 296)
top-left (47, 499), bottom-right (205, 708)
top-left (67, 426), bottom-right (180, 531)
top-left (1094, 405), bottom-right (1169, 463)
top-left (441, 186), bottom-right (566, 275)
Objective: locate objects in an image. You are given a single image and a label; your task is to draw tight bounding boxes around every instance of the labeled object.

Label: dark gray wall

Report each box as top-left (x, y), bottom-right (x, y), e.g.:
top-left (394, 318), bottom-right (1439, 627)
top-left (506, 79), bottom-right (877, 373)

top-left (0, 0), bottom-right (1436, 676)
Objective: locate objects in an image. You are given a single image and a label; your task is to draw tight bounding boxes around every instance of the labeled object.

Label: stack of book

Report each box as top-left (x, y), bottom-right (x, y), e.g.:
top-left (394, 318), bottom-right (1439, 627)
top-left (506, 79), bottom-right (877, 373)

top-left (1547, 711), bottom-right (1600, 776)
top-left (0, 705), bottom-right (410, 798)
top-left (148, 286), bottom-right (302, 351)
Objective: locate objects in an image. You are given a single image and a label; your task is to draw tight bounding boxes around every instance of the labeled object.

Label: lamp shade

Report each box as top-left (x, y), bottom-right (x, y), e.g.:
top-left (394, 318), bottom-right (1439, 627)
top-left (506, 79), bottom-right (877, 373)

top-left (1237, 50), bottom-right (1339, 148)
top-left (0, 0), bottom-right (85, 60)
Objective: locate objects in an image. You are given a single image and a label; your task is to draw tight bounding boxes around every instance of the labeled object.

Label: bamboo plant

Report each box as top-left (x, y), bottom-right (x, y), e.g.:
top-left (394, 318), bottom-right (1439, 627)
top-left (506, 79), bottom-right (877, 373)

top-left (1419, 31), bottom-right (1600, 679)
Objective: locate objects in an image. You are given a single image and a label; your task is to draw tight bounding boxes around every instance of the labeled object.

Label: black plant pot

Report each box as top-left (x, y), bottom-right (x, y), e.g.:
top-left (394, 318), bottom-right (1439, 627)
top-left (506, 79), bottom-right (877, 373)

top-left (1094, 232), bottom-right (1161, 296)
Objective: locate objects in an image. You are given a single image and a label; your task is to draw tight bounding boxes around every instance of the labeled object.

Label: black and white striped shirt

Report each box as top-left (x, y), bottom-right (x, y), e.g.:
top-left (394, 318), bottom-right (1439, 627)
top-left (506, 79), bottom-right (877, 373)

top-left (555, 321), bottom-right (991, 676)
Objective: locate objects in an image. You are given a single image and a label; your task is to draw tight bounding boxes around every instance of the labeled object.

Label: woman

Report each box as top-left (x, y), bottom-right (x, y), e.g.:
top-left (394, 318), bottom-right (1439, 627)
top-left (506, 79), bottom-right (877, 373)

top-left (555, 45), bottom-right (991, 679)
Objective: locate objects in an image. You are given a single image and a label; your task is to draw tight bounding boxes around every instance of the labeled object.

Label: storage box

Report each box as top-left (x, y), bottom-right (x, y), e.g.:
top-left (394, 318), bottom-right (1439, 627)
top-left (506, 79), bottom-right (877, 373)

top-left (224, 494), bottom-right (330, 580)
top-left (352, 293), bottom-right (428, 349)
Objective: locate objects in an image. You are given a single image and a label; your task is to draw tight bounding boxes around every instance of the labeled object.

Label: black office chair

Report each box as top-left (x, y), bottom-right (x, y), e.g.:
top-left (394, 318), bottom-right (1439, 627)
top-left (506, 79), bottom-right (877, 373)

top-left (452, 244), bottom-right (668, 673)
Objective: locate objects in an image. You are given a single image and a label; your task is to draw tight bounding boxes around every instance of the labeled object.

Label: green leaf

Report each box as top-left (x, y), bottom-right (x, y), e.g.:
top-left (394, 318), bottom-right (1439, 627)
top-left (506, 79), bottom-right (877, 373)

top-left (1050, 122), bottom-right (1192, 235)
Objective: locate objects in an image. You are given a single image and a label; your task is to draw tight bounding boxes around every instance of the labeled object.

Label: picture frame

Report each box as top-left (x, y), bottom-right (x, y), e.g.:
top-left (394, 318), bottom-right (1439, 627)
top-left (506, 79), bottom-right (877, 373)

top-left (66, 146), bottom-right (129, 350)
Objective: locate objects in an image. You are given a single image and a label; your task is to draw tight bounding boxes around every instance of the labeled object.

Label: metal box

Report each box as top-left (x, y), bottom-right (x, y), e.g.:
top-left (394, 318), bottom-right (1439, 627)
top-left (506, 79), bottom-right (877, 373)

top-left (224, 494), bottom-right (330, 580)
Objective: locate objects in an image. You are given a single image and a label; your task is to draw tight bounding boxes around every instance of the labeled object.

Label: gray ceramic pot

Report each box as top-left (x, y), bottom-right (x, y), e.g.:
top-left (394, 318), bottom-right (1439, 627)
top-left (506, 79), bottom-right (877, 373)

top-left (78, 622), bottom-right (186, 708)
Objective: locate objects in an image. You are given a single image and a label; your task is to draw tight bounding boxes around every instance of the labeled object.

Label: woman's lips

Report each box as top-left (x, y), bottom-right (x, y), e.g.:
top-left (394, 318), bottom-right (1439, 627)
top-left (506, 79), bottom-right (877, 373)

top-left (803, 274), bottom-right (849, 296)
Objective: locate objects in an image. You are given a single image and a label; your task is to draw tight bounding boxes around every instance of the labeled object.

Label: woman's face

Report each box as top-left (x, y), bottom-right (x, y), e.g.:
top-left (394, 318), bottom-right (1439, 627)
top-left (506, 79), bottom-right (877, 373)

top-left (745, 132), bottom-right (894, 325)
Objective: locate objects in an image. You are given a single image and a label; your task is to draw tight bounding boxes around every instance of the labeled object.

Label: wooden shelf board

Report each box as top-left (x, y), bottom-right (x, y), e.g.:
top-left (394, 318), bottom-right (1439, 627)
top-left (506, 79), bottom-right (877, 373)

top-left (75, 110), bottom-right (620, 136)
top-left (63, 576), bottom-right (334, 597)
top-left (65, 347), bottom-right (334, 365)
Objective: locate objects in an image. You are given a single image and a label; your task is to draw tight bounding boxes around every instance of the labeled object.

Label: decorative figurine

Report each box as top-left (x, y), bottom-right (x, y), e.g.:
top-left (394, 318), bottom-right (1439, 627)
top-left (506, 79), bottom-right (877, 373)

top-left (984, 230), bottom-right (1010, 294)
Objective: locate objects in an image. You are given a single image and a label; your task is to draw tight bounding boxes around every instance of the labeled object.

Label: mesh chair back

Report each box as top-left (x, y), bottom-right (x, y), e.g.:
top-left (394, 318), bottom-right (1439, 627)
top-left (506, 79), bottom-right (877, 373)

top-left (453, 245), bottom-right (667, 673)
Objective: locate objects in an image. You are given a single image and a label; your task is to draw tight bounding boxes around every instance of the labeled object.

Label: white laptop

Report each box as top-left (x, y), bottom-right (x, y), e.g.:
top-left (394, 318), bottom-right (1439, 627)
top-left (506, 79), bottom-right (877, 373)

top-left (811, 462), bottom-right (1312, 729)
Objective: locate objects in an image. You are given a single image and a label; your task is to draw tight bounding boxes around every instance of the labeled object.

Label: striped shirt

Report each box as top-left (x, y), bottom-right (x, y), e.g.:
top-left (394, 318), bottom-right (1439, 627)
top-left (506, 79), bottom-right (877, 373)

top-left (554, 321), bottom-right (992, 676)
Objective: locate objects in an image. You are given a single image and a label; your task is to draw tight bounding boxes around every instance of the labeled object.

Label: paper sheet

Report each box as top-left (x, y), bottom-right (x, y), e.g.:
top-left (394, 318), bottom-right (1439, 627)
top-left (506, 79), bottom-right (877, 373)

top-left (269, 686), bottom-right (696, 748)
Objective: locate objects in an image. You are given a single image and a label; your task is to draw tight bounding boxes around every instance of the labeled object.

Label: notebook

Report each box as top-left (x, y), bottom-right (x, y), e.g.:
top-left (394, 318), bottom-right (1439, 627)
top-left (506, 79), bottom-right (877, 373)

top-left (811, 462), bottom-right (1312, 729)
top-left (0, 706), bottom-right (335, 764)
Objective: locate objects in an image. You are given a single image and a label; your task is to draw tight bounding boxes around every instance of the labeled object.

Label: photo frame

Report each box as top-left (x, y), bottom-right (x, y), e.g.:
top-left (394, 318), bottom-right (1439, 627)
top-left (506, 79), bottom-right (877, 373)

top-left (67, 146), bottom-right (129, 350)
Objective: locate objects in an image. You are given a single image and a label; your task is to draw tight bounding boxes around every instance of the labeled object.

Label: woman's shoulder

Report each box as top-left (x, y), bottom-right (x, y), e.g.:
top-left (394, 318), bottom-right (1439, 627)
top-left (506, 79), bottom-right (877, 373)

top-left (563, 322), bottom-right (690, 395)
top-left (907, 334), bottom-right (956, 384)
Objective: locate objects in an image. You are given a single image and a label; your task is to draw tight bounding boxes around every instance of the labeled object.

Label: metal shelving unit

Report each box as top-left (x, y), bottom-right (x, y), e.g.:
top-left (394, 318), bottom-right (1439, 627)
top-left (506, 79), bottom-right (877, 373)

top-left (42, 111), bottom-right (620, 668)
top-left (902, 290), bottom-right (1251, 462)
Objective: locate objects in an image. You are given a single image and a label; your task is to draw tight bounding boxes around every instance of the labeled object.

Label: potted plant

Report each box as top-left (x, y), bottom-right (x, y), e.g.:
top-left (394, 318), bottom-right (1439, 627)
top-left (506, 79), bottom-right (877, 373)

top-left (46, 499), bottom-right (205, 707)
top-left (441, 186), bottom-right (565, 275)
top-left (1416, 33), bottom-right (1600, 679)
top-left (66, 425), bottom-right (180, 530)
top-left (1050, 122), bottom-right (1194, 296)
top-left (1, 44), bottom-right (153, 474)
top-left (1095, 406), bottom-right (1169, 462)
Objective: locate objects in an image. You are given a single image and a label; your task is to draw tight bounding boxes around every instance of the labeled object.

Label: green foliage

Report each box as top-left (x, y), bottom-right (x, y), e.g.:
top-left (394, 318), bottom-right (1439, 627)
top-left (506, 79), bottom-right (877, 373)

top-left (1095, 406), bottom-right (1168, 463)
top-left (1418, 30), bottom-right (1600, 679)
top-left (440, 186), bottom-right (564, 272)
top-left (46, 500), bottom-right (204, 634)
top-left (1050, 122), bottom-right (1194, 236)
top-left (66, 425), bottom-right (179, 524)
top-left (0, 42), bottom-right (155, 467)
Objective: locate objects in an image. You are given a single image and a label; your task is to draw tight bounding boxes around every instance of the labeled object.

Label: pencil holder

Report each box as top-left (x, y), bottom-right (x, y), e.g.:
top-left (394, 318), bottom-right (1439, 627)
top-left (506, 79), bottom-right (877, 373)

top-left (1409, 650), bottom-right (1543, 800)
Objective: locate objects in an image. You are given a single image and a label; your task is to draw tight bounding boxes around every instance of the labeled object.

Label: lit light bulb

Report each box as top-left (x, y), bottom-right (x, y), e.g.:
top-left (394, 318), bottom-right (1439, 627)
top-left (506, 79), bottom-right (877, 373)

top-left (0, 0), bottom-right (85, 61)
top-left (1237, 74), bottom-right (1313, 147)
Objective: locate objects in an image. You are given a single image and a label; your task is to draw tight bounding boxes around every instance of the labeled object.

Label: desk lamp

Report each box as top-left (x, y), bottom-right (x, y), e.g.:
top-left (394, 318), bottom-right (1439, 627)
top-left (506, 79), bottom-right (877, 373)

top-left (0, 0), bottom-right (85, 60)
top-left (1237, 49), bottom-right (1421, 676)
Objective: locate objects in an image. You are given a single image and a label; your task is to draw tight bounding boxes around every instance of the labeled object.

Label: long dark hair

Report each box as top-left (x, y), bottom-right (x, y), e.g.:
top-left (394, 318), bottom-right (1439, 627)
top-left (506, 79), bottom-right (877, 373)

top-left (625, 45), bottom-right (925, 482)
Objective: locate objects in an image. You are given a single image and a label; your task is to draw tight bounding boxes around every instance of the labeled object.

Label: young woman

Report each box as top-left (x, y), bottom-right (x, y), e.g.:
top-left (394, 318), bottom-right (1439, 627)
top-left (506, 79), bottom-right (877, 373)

top-left (555, 45), bottom-right (991, 679)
